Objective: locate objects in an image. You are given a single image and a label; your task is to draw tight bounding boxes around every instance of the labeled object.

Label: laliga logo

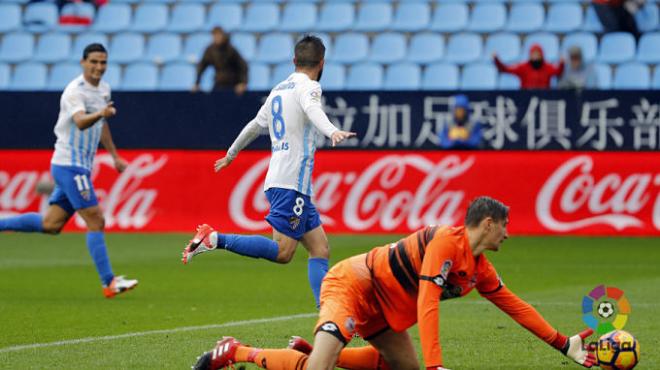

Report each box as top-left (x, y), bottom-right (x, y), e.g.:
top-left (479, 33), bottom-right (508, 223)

top-left (582, 285), bottom-right (631, 335)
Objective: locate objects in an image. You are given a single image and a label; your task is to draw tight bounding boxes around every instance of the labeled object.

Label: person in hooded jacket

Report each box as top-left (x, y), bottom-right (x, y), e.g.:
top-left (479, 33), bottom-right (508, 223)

top-left (492, 44), bottom-right (564, 89)
top-left (193, 27), bottom-right (248, 95)
top-left (438, 94), bottom-right (482, 150)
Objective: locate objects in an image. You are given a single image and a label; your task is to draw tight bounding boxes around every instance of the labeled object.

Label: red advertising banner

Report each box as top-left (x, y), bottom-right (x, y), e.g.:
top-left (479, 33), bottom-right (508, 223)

top-left (1, 150), bottom-right (659, 235)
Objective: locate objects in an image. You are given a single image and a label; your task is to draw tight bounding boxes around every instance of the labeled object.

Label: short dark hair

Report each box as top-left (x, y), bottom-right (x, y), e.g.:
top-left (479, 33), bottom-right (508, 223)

top-left (294, 35), bottom-right (325, 68)
top-left (83, 43), bottom-right (107, 60)
top-left (464, 196), bottom-right (509, 227)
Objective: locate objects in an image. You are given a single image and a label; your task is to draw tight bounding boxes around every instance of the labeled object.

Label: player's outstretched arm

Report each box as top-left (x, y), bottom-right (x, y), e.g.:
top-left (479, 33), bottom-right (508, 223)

top-left (560, 328), bottom-right (597, 368)
top-left (100, 123), bottom-right (127, 173)
top-left (214, 156), bottom-right (233, 173)
top-left (215, 118), bottom-right (268, 173)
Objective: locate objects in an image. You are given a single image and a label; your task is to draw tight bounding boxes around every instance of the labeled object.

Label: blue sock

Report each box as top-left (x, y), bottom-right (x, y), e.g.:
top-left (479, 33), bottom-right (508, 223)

top-left (86, 231), bottom-right (114, 286)
top-left (217, 234), bottom-right (279, 262)
top-left (0, 213), bottom-right (43, 232)
top-left (308, 258), bottom-right (328, 308)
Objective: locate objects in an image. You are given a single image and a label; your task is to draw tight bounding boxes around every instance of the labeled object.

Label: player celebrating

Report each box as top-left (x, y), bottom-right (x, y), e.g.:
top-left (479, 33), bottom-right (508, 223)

top-left (192, 197), bottom-right (597, 370)
top-left (181, 35), bottom-right (355, 307)
top-left (0, 44), bottom-right (137, 298)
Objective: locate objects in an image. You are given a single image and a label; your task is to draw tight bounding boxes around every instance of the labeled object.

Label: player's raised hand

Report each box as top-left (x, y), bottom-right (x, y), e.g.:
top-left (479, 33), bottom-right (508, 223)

top-left (331, 130), bottom-right (357, 147)
top-left (113, 156), bottom-right (128, 173)
top-left (562, 328), bottom-right (597, 368)
top-left (101, 101), bottom-right (116, 118)
top-left (214, 156), bottom-right (233, 173)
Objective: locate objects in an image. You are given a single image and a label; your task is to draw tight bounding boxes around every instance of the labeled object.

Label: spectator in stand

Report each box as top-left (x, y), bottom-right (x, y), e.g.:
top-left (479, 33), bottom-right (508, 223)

top-left (558, 46), bottom-right (598, 90)
top-left (493, 44), bottom-right (564, 89)
top-left (592, 0), bottom-right (641, 40)
top-left (438, 94), bottom-right (483, 150)
top-left (193, 27), bottom-right (248, 95)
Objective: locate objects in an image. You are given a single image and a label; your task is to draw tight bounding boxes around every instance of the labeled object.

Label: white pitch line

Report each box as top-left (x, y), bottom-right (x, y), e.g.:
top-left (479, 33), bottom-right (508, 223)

top-left (0, 312), bottom-right (316, 354)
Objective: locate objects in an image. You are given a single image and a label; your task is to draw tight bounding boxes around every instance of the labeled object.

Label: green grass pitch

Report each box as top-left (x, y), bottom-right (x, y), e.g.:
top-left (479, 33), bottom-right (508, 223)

top-left (0, 233), bottom-right (658, 369)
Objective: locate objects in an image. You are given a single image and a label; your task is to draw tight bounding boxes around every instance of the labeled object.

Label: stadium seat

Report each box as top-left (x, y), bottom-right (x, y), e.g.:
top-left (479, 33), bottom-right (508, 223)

top-left (10, 63), bottom-right (47, 91)
top-left (0, 4), bottom-right (22, 33)
top-left (391, 2), bottom-right (430, 32)
top-left (583, 6), bottom-right (604, 32)
top-left (92, 4), bottom-right (132, 33)
top-left (122, 63), bottom-right (158, 91)
top-left (637, 32), bottom-right (660, 63)
top-left (346, 63), bottom-right (383, 90)
top-left (498, 73), bottom-right (521, 90)
top-left (280, 3), bottom-right (317, 32)
top-left (561, 32), bottom-right (598, 63)
top-left (430, 4), bottom-right (468, 32)
top-left (635, 2), bottom-right (659, 32)
top-left (59, 2), bottom-right (95, 33)
top-left (130, 4), bottom-right (168, 33)
top-left (593, 63), bottom-right (612, 89)
top-left (47, 63), bottom-right (80, 91)
top-left (271, 62), bottom-right (293, 86)
top-left (0, 64), bottom-right (10, 90)
top-left (247, 63), bottom-right (270, 91)
top-left (653, 68), bottom-right (660, 89)
top-left (598, 32), bottom-right (636, 64)
top-left (111, 0), bottom-right (142, 3)
top-left (445, 33), bottom-right (482, 64)
top-left (206, 4), bottom-right (242, 31)
top-left (105, 63), bottom-right (122, 89)
top-left (467, 3), bottom-right (506, 33)
top-left (255, 33), bottom-right (293, 64)
top-left (354, 3), bottom-right (392, 32)
top-left (368, 33), bottom-right (406, 64)
top-left (0, 32), bottom-right (34, 63)
top-left (23, 2), bottom-right (58, 32)
top-left (181, 32), bottom-right (211, 64)
top-left (320, 63), bottom-right (345, 91)
top-left (70, 33), bottom-right (108, 62)
top-left (484, 33), bottom-right (521, 64)
top-left (544, 3), bottom-right (583, 33)
top-left (523, 33), bottom-right (560, 61)
top-left (422, 63), bottom-right (459, 90)
top-left (613, 63), bottom-right (650, 89)
top-left (231, 33), bottom-right (257, 61)
top-left (331, 33), bottom-right (369, 64)
top-left (407, 32), bottom-right (444, 64)
top-left (506, 4), bottom-right (544, 33)
top-left (384, 63), bottom-right (421, 90)
top-left (316, 3), bottom-right (354, 32)
top-left (144, 33), bottom-right (181, 64)
top-left (461, 63), bottom-right (497, 90)
top-left (159, 63), bottom-right (195, 90)
top-left (34, 33), bottom-right (71, 63)
top-left (242, 3), bottom-right (280, 33)
top-left (167, 4), bottom-right (204, 33)
top-left (109, 33), bottom-right (145, 64)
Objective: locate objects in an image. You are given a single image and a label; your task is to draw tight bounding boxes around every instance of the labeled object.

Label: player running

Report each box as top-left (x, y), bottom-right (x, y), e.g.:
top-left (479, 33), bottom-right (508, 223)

top-left (0, 44), bottom-right (137, 298)
top-left (192, 196), bottom-right (597, 370)
top-left (181, 35), bottom-right (355, 307)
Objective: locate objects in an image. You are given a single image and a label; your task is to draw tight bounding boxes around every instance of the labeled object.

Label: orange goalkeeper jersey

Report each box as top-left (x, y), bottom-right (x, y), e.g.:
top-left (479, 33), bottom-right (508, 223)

top-left (365, 225), bottom-right (563, 368)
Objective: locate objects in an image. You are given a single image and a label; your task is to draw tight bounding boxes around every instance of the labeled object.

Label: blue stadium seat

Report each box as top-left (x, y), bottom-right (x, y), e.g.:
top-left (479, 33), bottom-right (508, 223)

top-left (594, 63), bottom-right (612, 89)
top-left (0, 32), bottom-right (34, 63)
top-left (232, 33), bottom-right (257, 61)
top-left (130, 4), bottom-right (168, 33)
top-left (498, 73), bottom-right (521, 90)
top-left (34, 33), bottom-right (71, 63)
top-left (255, 33), bottom-right (293, 64)
top-left (637, 32), bottom-right (660, 63)
top-left (635, 2), bottom-right (659, 32)
top-left (247, 63), bottom-right (270, 90)
top-left (484, 33), bottom-right (521, 64)
top-left (562, 32), bottom-right (598, 63)
top-left (430, 4), bottom-right (468, 32)
top-left (168, 4), bottom-right (204, 33)
top-left (143, 0), bottom-right (176, 3)
top-left (346, 63), bottom-right (383, 90)
top-left (109, 33), bottom-right (145, 64)
top-left (598, 32), bottom-right (636, 64)
top-left (0, 0), bottom-right (29, 4)
top-left (23, 2), bottom-right (58, 32)
top-left (70, 33), bottom-right (108, 62)
top-left (144, 33), bottom-right (181, 64)
top-left (105, 63), bottom-right (122, 89)
top-left (320, 63), bottom-right (345, 91)
top-left (280, 3), bottom-right (317, 32)
top-left (316, 3), bottom-right (354, 32)
top-left (10, 63), bottom-right (47, 91)
top-left (422, 63), bottom-right (459, 90)
top-left (59, 2), bottom-right (95, 33)
top-left (47, 63), bottom-right (80, 91)
top-left (653, 68), bottom-right (660, 89)
top-left (0, 64), bottom-right (10, 90)
top-left (523, 33), bottom-right (560, 61)
top-left (407, 32), bottom-right (444, 63)
top-left (92, 4), bottom-right (132, 33)
top-left (613, 63), bottom-right (650, 89)
top-left (111, 0), bottom-right (142, 3)
top-left (445, 33), bottom-right (482, 64)
top-left (0, 4), bottom-right (22, 33)
top-left (392, 3), bottom-right (430, 32)
top-left (369, 33), bottom-right (406, 64)
top-left (122, 63), bottom-right (158, 91)
top-left (271, 62), bottom-right (293, 86)
top-left (354, 3), bottom-right (392, 31)
top-left (181, 32), bottom-right (211, 63)
top-left (159, 63), bottom-right (195, 90)
top-left (583, 6), bottom-right (604, 32)
top-left (467, 3), bottom-right (506, 33)
top-left (384, 63), bottom-right (421, 90)
top-left (545, 3), bottom-right (583, 33)
top-left (242, 3), bottom-right (280, 32)
top-left (331, 33), bottom-right (369, 64)
top-left (461, 63), bottom-right (497, 90)
top-left (506, 4), bottom-right (544, 33)
top-left (206, 4), bottom-right (242, 31)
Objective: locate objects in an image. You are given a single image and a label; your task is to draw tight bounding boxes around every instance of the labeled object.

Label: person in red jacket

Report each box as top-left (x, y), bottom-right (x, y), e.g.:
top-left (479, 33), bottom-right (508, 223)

top-left (493, 44), bottom-right (564, 89)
